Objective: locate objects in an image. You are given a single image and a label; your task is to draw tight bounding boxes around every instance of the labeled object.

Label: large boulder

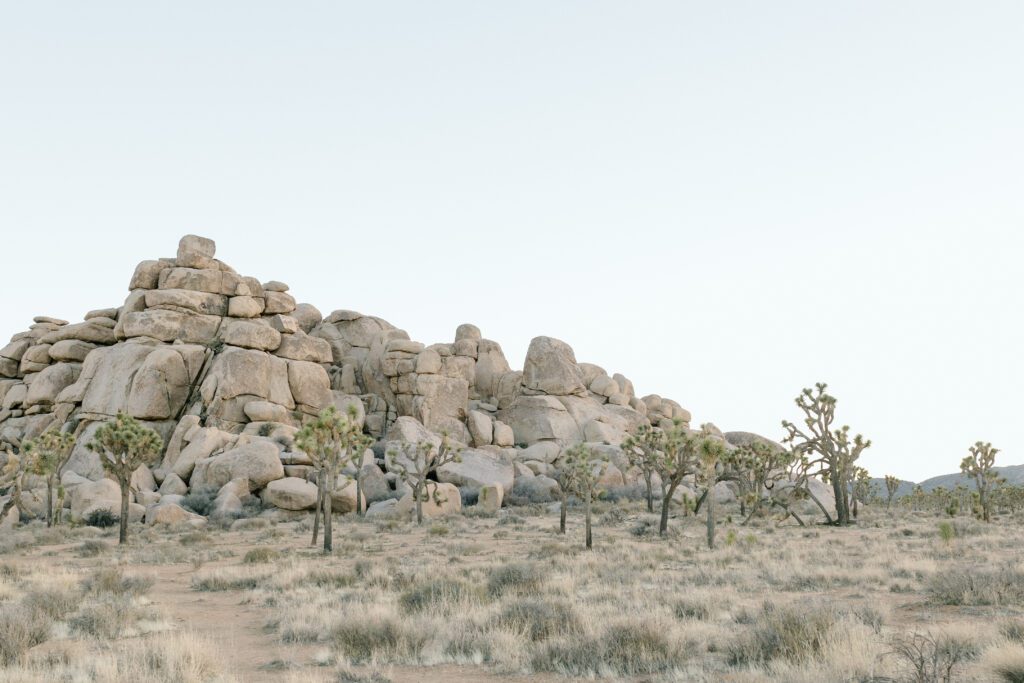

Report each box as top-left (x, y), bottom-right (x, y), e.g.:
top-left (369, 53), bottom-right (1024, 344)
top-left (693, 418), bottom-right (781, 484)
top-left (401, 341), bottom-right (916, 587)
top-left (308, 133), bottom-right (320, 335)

top-left (395, 482), bottom-right (461, 519)
top-left (146, 502), bottom-right (206, 526)
top-left (70, 478), bottom-right (122, 522)
top-left (171, 427), bottom-right (235, 480)
top-left (121, 310), bottom-right (221, 344)
top-left (522, 336), bottom-right (586, 396)
top-left (24, 362), bottom-right (81, 407)
top-left (221, 320), bottom-right (282, 352)
top-left (126, 348), bottom-right (190, 420)
top-left (503, 395), bottom-right (580, 446)
top-left (262, 477), bottom-right (318, 510)
top-left (437, 448), bottom-right (514, 493)
top-left (191, 440), bottom-right (284, 491)
top-left (200, 347), bottom-right (294, 409)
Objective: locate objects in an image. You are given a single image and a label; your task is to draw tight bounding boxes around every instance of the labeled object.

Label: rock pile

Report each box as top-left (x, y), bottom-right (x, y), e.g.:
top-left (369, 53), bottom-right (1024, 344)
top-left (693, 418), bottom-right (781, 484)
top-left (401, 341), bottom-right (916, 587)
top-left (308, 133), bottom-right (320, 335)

top-left (0, 234), bottom-right (821, 525)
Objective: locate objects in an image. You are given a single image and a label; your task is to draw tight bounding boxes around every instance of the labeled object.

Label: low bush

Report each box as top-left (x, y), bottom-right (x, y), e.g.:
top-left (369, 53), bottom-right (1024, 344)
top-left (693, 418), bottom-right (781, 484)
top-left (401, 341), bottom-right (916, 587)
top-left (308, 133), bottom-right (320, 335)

top-left (493, 599), bottom-right (581, 641)
top-left (928, 567), bottom-right (1024, 606)
top-left (84, 508), bottom-right (118, 528)
top-left (486, 562), bottom-right (544, 597)
top-left (399, 578), bottom-right (474, 614)
top-left (84, 567), bottom-right (154, 597)
top-left (331, 616), bottom-right (428, 663)
top-left (726, 602), bottom-right (838, 665)
top-left (0, 602), bottom-right (52, 664)
top-left (180, 486), bottom-right (219, 517)
top-left (533, 619), bottom-right (681, 675)
top-left (243, 547), bottom-right (281, 564)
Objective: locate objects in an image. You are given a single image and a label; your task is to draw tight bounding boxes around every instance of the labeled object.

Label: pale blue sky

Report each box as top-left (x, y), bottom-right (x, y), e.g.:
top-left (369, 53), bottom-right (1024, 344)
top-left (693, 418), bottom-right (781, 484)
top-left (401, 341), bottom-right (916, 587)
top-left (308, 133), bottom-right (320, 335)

top-left (1, 2), bottom-right (1021, 480)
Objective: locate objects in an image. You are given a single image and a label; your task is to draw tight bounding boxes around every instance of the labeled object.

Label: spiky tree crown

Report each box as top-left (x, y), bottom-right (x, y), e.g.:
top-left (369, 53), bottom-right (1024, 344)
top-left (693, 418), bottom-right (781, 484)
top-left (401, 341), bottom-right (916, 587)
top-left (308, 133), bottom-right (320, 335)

top-left (24, 429), bottom-right (76, 477)
top-left (87, 412), bottom-right (163, 475)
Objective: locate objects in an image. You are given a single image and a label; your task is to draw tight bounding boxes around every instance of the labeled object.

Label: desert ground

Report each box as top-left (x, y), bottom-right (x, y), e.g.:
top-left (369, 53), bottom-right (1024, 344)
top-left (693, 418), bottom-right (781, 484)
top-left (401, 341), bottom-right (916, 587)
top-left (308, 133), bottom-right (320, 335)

top-left (2, 499), bottom-right (1023, 683)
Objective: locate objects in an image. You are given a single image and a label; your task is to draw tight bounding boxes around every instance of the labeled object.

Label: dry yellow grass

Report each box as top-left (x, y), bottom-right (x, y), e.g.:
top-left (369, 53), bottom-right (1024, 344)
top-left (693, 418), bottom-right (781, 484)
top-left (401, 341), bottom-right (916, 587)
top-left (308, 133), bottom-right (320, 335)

top-left (1, 500), bottom-right (1023, 682)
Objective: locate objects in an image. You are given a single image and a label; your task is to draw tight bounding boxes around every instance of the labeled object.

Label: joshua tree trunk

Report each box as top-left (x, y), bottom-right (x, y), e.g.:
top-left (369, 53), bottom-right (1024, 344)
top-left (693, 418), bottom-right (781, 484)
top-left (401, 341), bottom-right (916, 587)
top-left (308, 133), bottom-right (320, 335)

top-left (45, 474), bottom-right (55, 527)
top-left (55, 484), bottom-right (65, 525)
top-left (559, 492), bottom-right (567, 534)
top-left (355, 470), bottom-right (364, 517)
top-left (644, 472), bottom-right (653, 513)
top-left (584, 487), bottom-right (593, 550)
top-left (323, 470), bottom-right (334, 553)
top-left (659, 481), bottom-right (681, 535)
top-left (415, 482), bottom-right (424, 525)
top-left (831, 468), bottom-right (849, 526)
top-left (311, 470), bottom-right (323, 546)
top-left (118, 477), bottom-right (130, 545)
top-left (706, 487), bottom-right (716, 549)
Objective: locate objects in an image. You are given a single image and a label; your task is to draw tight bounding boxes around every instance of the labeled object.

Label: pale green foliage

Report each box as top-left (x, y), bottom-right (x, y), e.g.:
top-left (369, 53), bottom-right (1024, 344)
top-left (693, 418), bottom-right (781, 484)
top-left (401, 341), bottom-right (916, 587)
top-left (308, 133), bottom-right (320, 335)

top-left (388, 432), bottom-right (461, 524)
top-left (87, 412), bottom-right (163, 544)
top-left (22, 429), bottom-right (76, 526)
top-left (782, 382), bottom-right (871, 526)
top-left (960, 441), bottom-right (1002, 522)
top-left (295, 404), bottom-right (372, 551)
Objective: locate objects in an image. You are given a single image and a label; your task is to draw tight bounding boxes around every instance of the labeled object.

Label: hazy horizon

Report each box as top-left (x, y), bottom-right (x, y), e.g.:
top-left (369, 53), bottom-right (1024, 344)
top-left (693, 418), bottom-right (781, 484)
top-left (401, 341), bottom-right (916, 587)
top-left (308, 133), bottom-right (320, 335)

top-left (2, 2), bottom-right (1021, 481)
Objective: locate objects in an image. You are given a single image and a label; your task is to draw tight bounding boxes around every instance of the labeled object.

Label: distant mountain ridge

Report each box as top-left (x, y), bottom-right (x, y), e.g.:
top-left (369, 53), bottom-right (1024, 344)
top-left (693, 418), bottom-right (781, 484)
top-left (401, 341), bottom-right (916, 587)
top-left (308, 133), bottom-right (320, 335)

top-left (870, 464), bottom-right (1024, 499)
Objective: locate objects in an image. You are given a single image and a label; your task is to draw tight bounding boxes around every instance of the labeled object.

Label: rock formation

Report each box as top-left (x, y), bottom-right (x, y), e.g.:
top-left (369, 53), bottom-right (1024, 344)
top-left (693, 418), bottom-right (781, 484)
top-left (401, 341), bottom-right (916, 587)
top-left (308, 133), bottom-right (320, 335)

top-left (0, 234), bottom-right (764, 523)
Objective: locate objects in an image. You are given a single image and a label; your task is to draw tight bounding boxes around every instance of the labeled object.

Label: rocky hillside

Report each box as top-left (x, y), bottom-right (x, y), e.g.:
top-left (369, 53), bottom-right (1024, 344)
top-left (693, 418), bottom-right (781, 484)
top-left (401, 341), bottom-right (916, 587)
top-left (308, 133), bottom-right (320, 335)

top-left (2, 234), bottom-right (748, 527)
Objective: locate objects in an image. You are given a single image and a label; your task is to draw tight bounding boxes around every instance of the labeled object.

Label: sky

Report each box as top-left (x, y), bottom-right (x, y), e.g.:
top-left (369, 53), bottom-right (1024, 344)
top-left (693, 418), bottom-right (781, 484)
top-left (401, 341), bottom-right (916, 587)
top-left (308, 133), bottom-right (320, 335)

top-left (1, 2), bottom-right (1021, 481)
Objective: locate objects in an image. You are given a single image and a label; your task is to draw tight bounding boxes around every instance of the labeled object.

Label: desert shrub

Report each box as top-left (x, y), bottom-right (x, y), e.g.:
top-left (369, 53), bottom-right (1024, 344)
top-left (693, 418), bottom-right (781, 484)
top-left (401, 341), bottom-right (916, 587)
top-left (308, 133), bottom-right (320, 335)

top-left (243, 547), bottom-right (281, 564)
top-left (727, 602), bottom-right (838, 665)
top-left (486, 562), bottom-right (544, 597)
top-left (599, 507), bottom-right (627, 525)
top-left (928, 567), bottom-right (1024, 606)
top-left (601, 483), bottom-right (648, 503)
top-left (192, 571), bottom-right (267, 592)
top-left (76, 539), bottom-right (107, 557)
top-left (331, 616), bottom-right (428, 663)
top-left (0, 602), bottom-right (52, 664)
top-left (22, 588), bottom-right (76, 620)
top-left (399, 578), bottom-right (474, 614)
top-left (230, 517), bottom-right (269, 531)
top-left (0, 564), bottom-right (20, 580)
top-left (938, 522), bottom-right (956, 543)
top-left (987, 643), bottom-right (1024, 683)
top-left (673, 597), bottom-right (712, 621)
top-left (180, 486), bottom-right (219, 517)
top-left (494, 599), bottom-right (581, 641)
top-left (534, 620), bottom-right (681, 675)
top-left (428, 523), bottom-right (449, 536)
top-left (1001, 620), bottom-right (1024, 643)
top-left (84, 507), bottom-right (118, 528)
top-left (84, 567), bottom-right (154, 597)
top-left (178, 531), bottom-right (211, 546)
top-left (293, 570), bottom-right (356, 589)
top-left (888, 631), bottom-right (978, 683)
top-left (69, 594), bottom-right (134, 638)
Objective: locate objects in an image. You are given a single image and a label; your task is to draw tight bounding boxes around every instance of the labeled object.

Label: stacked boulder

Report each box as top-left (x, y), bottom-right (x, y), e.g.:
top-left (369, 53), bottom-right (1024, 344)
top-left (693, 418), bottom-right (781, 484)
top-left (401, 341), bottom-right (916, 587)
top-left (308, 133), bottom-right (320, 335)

top-left (0, 234), bottom-right (712, 524)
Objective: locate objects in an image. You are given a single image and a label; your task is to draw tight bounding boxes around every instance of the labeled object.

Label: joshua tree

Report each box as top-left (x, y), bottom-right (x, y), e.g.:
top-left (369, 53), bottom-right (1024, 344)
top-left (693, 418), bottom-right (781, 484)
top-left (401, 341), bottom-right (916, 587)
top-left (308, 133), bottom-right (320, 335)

top-left (561, 443), bottom-right (607, 550)
top-left (0, 446), bottom-right (33, 525)
top-left (621, 424), bottom-right (662, 513)
top-left (550, 462), bottom-right (577, 535)
top-left (697, 434), bottom-right (727, 549)
top-left (850, 466), bottom-right (874, 519)
top-left (782, 383), bottom-right (871, 526)
top-left (23, 429), bottom-right (76, 527)
top-left (884, 475), bottom-right (900, 512)
top-left (960, 441), bottom-right (1001, 523)
top-left (87, 413), bottom-right (163, 544)
top-left (388, 433), bottom-right (461, 525)
top-left (650, 419), bottom-right (698, 536)
top-left (295, 405), bottom-right (367, 553)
